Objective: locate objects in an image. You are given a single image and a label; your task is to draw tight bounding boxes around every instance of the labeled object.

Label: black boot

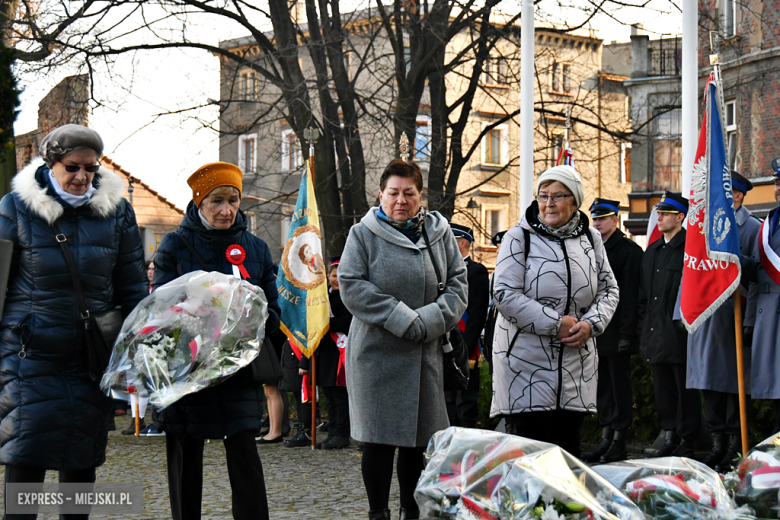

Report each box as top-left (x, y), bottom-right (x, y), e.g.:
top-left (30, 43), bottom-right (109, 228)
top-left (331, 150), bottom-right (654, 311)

top-left (283, 423), bottom-right (311, 448)
top-left (581, 427), bottom-right (613, 462)
top-left (715, 434), bottom-right (741, 473)
top-left (399, 507), bottom-right (419, 520)
top-left (701, 433), bottom-right (727, 469)
top-left (672, 439), bottom-right (695, 458)
top-left (652, 431), bottom-right (679, 458)
top-left (121, 418), bottom-right (147, 435)
top-left (601, 430), bottom-right (628, 463)
top-left (368, 508), bottom-right (391, 520)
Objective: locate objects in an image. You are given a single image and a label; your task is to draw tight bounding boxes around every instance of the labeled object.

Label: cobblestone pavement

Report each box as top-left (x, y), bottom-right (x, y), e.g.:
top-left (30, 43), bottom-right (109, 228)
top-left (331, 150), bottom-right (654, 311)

top-left (0, 415), bottom-right (399, 520)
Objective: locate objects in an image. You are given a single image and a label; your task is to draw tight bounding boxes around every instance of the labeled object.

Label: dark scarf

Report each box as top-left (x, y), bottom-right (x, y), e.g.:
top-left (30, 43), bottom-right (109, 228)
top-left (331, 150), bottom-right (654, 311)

top-left (526, 201), bottom-right (588, 241)
top-left (377, 205), bottom-right (428, 243)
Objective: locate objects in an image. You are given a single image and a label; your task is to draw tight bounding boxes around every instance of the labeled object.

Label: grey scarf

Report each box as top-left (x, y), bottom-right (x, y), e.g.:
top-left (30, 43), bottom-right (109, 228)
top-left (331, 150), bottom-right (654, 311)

top-left (538, 211), bottom-right (581, 239)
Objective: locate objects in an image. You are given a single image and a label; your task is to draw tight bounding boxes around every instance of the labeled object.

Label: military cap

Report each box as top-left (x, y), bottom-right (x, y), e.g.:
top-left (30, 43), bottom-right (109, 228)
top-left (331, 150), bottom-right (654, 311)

top-left (771, 157), bottom-right (780, 180)
top-left (451, 223), bottom-right (474, 242)
top-left (656, 191), bottom-right (689, 215)
top-left (731, 171), bottom-right (753, 194)
top-left (491, 231), bottom-right (507, 247)
top-left (589, 198), bottom-right (621, 218)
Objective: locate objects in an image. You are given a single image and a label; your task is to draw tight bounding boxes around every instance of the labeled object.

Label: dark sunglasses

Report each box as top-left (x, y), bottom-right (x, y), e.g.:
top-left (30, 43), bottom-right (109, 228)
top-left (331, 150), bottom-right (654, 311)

top-left (63, 164), bottom-right (101, 173)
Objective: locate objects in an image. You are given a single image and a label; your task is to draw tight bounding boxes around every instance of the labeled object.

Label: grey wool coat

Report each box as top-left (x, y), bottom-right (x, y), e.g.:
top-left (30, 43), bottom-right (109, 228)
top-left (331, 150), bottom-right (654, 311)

top-left (338, 208), bottom-right (468, 447)
top-left (745, 206), bottom-right (780, 399)
top-left (687, 205), bottom-right (760, 393)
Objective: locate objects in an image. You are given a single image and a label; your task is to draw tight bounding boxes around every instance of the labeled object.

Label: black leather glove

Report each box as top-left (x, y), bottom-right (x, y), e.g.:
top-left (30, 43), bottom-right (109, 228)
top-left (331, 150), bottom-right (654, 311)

top-left (743, 325), bottom-right (754, 348)
top-left (673, 319), bottom-right (686, 332)
top-left (617, 338), bottom-right (631, 354)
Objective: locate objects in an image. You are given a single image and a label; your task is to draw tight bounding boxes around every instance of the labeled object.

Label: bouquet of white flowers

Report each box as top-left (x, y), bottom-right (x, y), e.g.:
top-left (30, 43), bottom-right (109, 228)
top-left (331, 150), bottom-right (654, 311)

top-left (100, 271), bottom-right (269, 408)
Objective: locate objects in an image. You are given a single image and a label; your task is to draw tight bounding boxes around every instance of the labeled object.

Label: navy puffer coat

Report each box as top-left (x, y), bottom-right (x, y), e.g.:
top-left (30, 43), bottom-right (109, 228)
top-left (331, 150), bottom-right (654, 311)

top-left (0, 158), bottom-right (148, 470)
top-left (152, 200), bottom-right (281, 439)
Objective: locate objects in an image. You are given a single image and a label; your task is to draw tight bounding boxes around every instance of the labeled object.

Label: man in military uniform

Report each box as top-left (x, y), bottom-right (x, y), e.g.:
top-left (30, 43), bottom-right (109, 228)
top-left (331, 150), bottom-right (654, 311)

top-left (687, 172), bottom-right (761, 471)
top-left (445, 224), bottom-right (490, 428)
top-left (745, 158), bottom-right (780, 437)
top-left (639, 192), bottom-right (701, 458)
top-left (581, 199), bottom-right (643, 463)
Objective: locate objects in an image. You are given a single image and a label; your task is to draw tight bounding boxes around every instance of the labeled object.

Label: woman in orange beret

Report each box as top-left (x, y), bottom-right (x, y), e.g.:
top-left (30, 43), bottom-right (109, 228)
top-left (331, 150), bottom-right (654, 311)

top-left (152, 162), bottom-right (281, 520)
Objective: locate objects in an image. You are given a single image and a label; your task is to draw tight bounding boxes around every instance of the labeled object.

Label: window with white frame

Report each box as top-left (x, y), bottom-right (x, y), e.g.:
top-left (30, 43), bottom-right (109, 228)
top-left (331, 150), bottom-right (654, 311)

top-left (482, 205), bottom-right (508, 246)
top-left (481, 123), bottom-right (509, 166)
top-left (652, 107), bottom-right (682, 192)
top-left (485, 56), bottom-right (508, 85)
top-left (281, 129), bottom-right (303, 171)
top-left (725, 100), bottom-right (737, 170)
top-left (620, 142), bottom-right (632, 183)
top-left (723, 0), bottom-right (738, 37)
top-left (551, 62), bottom-right (560, 92)
top-left (239, 70), bottom-right (257, 101)
top-left (238, 134), bottom-right (257, 175)
top-left (551, 133), bottom-right (564, 167)
top-left (247, 212), bottom-right (258, 235)
top-left (415, 116), bottom-right (430, 162)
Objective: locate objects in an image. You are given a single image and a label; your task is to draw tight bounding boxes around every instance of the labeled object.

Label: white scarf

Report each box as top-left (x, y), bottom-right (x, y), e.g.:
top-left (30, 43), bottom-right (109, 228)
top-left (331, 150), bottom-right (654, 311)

top-left (198, 209), bottom-right (219, 230)
top-left (48, 170), bottom-right (96, 208)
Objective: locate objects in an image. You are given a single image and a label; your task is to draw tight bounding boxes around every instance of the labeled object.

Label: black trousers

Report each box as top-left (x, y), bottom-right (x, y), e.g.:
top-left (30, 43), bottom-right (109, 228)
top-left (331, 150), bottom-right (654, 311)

top-left (504, 410), bottom-right (586, 458)
top-left (445, 361), bottom-right (481, 427)
top-left (702, 390), bottom-right (743, 435)
top-left (165, 431), bottom-right (268, 520)
top-left (361, 443), bottom-right (425, 513)
top-left (651, 363), bottom-right (701, 442)
top-left (596, 353), bottom-right (633, 431)
top-left (322, 386), bottom-right (350, 437)
top-left (3, 464), bottom-right (96, 520)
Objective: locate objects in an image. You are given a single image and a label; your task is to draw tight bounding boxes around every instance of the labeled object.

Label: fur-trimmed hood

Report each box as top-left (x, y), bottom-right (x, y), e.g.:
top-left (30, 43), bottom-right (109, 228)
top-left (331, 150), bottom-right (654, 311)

top-left (12, 157), bottom-right (127, 225)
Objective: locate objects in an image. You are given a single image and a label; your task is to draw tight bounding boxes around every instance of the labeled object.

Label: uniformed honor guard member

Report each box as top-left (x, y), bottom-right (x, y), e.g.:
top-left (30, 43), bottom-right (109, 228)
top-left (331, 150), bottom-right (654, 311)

top-left (483, 231), bottom-right (507, 376)
top-left (687, 172), bottom-right (761, 472)
top-left (639, 192), bottom-right (701, 458)
top-left (745, 158), bottom-right (780, 437)
top-left (581, 199), bottom-right (643, 463)
top-left (445, 224), bottom-right (490, 428)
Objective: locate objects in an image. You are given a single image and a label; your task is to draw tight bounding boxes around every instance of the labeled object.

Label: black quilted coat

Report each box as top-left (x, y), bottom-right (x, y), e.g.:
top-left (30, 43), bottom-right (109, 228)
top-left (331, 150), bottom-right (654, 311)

top-left (0, 159), bottom-right (148, 470)
top-left (152, 201), bottom-right (281, 439)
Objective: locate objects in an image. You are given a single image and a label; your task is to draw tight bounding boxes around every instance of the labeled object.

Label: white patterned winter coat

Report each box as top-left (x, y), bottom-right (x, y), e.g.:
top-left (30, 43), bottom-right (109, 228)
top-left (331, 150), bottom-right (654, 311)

top-left (490, 203), bottom-right (619, 416)
top-left (338, 208), bottom-right (468, 447)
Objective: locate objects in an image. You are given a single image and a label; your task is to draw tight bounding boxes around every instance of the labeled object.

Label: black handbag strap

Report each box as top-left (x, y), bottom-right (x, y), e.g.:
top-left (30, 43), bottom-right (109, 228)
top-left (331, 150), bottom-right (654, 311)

top-left (51, 222), bottom-right (90, 319)
top-left (421, 226), bottom-right (445, 296)
top-left (177, 231), bottom-right (209, 271)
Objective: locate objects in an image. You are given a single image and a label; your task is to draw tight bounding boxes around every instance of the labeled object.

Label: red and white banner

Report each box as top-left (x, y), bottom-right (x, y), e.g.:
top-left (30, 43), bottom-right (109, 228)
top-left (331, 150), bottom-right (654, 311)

top-left (758, 217), bottom-right (780, 286)
top-left (646, 206), bottom-right (662, 246)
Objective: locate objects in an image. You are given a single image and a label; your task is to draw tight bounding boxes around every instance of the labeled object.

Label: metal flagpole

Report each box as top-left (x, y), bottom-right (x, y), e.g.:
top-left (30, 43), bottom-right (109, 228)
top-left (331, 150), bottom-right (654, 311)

top-left (710, 46), bottom-right (749, 456)
top-left (303, 126), bottom-right (319, 449)
top-left (519, 0), bottom-right (535, 212)
top-left (681, 0), bottom-right (698, 197)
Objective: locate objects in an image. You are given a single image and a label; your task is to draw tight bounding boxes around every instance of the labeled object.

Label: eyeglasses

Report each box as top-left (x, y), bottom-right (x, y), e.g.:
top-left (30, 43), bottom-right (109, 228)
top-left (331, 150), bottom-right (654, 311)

top-left (63, 164), bottom-right (101, 173)
top-left (536, 194), bottom-right (574, 204)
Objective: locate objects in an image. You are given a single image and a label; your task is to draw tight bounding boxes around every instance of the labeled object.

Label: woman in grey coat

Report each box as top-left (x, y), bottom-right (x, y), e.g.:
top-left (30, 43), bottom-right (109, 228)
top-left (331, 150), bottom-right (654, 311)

top-left (490, 166), bottom-right (619, 457)
top-left (339, 159), bottom-right (468, 520)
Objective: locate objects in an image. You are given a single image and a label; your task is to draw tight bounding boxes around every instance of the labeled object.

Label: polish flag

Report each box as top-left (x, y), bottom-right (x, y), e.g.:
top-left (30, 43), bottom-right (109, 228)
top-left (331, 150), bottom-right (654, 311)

top-left (646, 207), bottom-right (662, 246)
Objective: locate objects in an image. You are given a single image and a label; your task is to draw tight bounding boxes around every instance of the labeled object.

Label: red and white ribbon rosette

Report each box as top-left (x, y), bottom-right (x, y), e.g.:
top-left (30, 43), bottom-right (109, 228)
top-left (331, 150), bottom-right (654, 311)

top-left (226, 244), bottom-right (250, 280)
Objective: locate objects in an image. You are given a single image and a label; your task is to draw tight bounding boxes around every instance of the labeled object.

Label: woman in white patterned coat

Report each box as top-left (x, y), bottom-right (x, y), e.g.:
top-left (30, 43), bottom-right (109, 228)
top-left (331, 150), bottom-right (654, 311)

top-left (490, 166), bottom-right (619, 456)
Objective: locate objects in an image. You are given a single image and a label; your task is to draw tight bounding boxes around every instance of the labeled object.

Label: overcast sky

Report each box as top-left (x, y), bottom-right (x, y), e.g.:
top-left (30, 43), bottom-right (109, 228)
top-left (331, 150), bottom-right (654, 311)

top-left (14, 0), bottom-right (682, 210)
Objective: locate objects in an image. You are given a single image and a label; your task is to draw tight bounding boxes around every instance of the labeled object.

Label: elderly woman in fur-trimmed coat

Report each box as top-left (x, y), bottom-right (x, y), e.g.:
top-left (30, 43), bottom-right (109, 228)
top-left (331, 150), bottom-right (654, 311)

top-left (0, 125), bottom-right (148, 500)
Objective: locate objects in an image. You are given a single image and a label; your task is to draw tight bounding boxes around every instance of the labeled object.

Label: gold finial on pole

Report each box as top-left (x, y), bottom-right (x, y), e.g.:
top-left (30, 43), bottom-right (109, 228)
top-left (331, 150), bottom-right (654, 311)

top-left (399, 132), bottom-right (410, 162)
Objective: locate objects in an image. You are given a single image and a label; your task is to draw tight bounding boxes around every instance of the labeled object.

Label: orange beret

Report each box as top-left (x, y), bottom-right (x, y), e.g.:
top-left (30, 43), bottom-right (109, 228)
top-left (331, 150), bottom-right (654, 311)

top-left (187, 162), bottom-right (243, 207)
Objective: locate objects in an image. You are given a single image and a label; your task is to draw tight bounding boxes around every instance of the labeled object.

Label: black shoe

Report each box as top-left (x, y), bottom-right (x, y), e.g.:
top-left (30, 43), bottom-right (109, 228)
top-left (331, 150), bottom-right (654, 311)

top-left (368, 509), bottom-right (391, 520)
top-left (701, 433), bottom-right (727, 469)
top-left (672, 439), bottom-right (695, 458)
top-left (582, 428), bottom-right (613, 462)
top-left (715, 434), bottom-right (741, 473)
top-left (321, 436), bottom-right (350, 450)
top-left (399, 506), bottom-right (420, 520)
top-left (122, 419), bottom-right (146, 435)
top-left (256, 435), bottom-right (284, 445)
top-left (284, 424), bottom-right (311, 448)
top-left (650, 431), bottom-right (679, 458)
top-left (601, 435), bottom-right (628, 463)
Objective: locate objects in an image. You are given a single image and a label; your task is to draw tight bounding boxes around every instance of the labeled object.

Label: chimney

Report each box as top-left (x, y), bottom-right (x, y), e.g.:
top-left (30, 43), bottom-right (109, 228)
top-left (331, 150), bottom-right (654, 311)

top-left (630, 32), bottom-right (650, 78)
top-left (630, 23), bottom-right (644, 37)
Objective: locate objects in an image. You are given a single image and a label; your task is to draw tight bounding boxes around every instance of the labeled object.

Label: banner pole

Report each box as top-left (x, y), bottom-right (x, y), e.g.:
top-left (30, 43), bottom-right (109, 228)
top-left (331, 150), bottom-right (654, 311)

top-left (311, 352), bottom-right (317, 449)
top-left (733, 285), bottom-right (749, 455)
